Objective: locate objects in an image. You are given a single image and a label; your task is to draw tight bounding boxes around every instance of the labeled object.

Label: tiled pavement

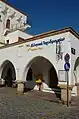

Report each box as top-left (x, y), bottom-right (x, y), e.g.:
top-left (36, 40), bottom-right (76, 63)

top-left (0, 87), bottom-right (78, 119)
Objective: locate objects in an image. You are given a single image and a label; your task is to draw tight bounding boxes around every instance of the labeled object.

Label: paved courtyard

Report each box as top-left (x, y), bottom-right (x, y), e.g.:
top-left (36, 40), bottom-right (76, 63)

top-left (0, 87), bottom-right (78, 119)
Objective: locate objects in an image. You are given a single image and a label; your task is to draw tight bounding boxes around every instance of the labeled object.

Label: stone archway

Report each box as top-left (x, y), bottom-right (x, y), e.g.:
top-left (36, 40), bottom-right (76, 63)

top-left (0, 60), bottom-right (16, 87)
top-left (24, 56), bottom-right (58, 93)
top-left (74, 57), bottom-right (79, 84)
top-left (73, 57), bottom-right (79, 96)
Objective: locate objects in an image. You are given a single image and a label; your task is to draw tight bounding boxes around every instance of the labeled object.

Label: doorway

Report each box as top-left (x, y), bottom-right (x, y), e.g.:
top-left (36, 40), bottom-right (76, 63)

top-left (1, 60), bottom-right (16, 87)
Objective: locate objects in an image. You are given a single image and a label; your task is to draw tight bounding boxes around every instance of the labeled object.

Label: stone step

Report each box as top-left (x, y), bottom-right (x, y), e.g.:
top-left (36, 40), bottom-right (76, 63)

top-left (26, 90), bottom-right (60, 102)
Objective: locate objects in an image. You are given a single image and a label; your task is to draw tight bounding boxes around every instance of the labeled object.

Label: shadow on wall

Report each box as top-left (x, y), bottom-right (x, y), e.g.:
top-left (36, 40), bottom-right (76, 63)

top-left (24, 68), bottom-right (36, 92)
top-left (49, 67), bottom-right (61, 99)
top-left (24, 81), bottom-right (36, 92)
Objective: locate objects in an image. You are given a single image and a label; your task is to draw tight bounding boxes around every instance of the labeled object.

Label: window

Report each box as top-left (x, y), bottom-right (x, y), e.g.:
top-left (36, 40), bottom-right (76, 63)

top-left (0, 15), bottom-right (2, 22)
top-left (6, 40), bottom-right (9, 44)
top-left (6, 19), bottom-right (10, 29)
top-left (71, 48), bottom-right (75, 55)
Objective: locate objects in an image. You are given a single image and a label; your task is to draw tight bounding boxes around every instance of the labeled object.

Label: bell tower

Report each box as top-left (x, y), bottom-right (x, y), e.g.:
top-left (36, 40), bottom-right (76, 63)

top-left (0, 0), bottom-right (31, 44)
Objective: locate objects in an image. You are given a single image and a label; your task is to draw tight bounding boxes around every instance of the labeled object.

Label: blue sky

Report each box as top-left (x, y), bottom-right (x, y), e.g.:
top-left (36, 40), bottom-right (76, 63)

top-left (8, 0), bottom-right (79, 35)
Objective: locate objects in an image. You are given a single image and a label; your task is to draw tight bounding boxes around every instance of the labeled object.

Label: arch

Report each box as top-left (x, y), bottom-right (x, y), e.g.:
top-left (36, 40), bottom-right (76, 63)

top-left (73, 57), bottom-right (79, 85)
top-left (74, 57), bottom-right (79, 71)
top-left (0, 60), bottom-right (16, 87)
top-left (23, 55), bottom-right (58, 80)
top-left (23, 56), bottom-right (58, 92)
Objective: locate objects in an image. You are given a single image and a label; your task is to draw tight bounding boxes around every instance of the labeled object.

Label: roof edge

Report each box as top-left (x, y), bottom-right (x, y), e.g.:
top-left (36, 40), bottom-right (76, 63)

top-left (24, 27), bottom-right (79, 42)
top-left (0, 27), bottom-right (79, 49)
top-left (0, 0), bottom-right (28, 16)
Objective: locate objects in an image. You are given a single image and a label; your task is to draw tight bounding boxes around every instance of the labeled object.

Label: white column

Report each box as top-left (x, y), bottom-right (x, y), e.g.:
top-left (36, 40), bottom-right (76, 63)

top-left (16, 67), bottom-right (25, 94)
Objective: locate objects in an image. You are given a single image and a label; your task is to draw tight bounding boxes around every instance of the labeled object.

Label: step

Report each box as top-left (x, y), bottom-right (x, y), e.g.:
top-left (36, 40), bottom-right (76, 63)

top-left (26, 90), bottom-right (59, 102)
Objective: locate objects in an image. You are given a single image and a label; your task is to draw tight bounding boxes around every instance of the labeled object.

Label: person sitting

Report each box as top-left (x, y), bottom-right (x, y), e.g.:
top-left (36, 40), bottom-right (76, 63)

top-left (36, 78), bottom-right (42, 91)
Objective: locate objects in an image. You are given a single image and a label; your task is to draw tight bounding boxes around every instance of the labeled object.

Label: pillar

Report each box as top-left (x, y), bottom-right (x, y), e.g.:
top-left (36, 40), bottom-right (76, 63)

top-left (59, 84), bottom-right (72, 104)
top-left (16, 80), bottom-right (24, 94)
top-left (16, 68), bottom-right (25, 94)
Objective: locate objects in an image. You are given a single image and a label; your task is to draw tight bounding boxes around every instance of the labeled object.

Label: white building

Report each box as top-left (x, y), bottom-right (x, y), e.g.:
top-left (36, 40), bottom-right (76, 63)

top-left (0, 1), bottom-right (79, 100)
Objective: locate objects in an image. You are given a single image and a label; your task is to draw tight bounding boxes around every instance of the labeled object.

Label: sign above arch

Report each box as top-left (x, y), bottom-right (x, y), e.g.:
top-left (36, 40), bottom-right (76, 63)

top-left (26, 37), bottom-right (65, 51)
top-left (30, 37), bottom-right (65, 47)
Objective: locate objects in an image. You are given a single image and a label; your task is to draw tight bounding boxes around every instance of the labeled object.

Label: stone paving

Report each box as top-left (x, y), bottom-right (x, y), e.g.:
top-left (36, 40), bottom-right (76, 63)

top-left (0, 87), bottom-right (78, 119)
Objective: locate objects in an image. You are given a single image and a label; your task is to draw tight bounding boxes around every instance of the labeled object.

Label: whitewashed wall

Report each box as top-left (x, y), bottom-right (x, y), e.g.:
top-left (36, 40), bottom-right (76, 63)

top-left (5, 30), bottom-right (18, 44)
top-left (5, 30), bottom-right (33, 44)
top-left (70, 33), bottom-right (79, 96)
top-left (0, 32), bottom-right (71, 89)
top-left (18, 30), bottom-right (33, 40)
